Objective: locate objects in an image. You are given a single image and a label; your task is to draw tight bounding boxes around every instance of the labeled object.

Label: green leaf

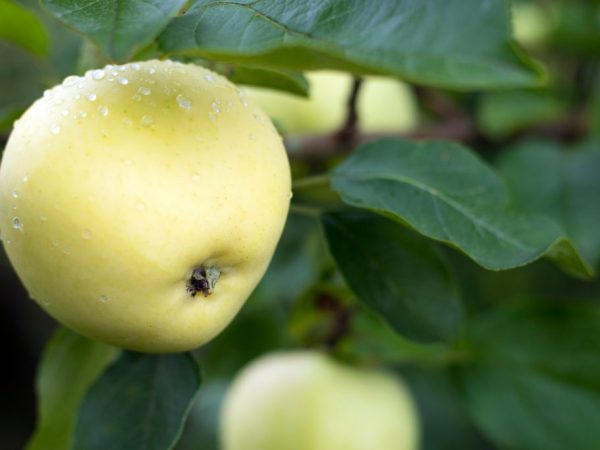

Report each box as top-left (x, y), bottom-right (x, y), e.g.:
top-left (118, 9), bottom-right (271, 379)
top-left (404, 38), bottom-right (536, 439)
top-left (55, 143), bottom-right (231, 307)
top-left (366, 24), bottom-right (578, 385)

top-left (158, 0), bottom-right (544, 90)
top-left (331, 138), bottom-right (592, 277)
top-left (478, 90), bottom-right (566, 138)
top-left (26, 327), bottom-right (116, 450)
top-left (0, 0), bottom-right (49, 56)
top-left (74, 352), bottom-right (202, 450)
top-left (457, 302), bottom-right (600, 450)
top-left (40, 0), bottom-right (186, 62)
top-left (499, 139), bottom-right (600, 269)
top-left (226, 66), bottom-right (308, 97)
top-left (322, 209), bottom-right (462, 342)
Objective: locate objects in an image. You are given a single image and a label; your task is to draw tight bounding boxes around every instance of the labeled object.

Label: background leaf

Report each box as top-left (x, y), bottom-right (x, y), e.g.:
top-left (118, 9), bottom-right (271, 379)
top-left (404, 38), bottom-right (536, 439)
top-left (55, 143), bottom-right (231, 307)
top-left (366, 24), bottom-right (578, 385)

top-left (322, 209), bottom-right (462, 342)
top-left (331, 138), bottom-right (592, 277)
top-left (226, 66), bottom-right (308, 97)
top-left (499, 139), bottom-right (600, 269)
top-left (74, 352), bottom-right (201, 450)
top-left (457, 302), bottom-right (600, 450)
top-left (0, 0), bottom-right (49, 56)
top-left (26, 327), bottom-right (116, 450)
top-left (158, 0), bottom-right (543, 90)
top-left (40, 0), bottom-right (186, 62)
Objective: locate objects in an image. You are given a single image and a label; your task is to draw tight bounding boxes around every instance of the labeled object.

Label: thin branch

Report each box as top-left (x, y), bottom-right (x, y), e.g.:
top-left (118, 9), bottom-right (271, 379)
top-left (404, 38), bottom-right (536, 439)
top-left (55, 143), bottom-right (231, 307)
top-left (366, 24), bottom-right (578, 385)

top-left (334, 77), bottom-right (363, 148)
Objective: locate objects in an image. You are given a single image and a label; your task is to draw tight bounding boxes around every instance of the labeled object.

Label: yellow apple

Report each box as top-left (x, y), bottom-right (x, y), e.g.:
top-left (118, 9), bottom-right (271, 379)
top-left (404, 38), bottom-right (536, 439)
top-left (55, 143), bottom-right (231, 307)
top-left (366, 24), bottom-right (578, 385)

top-left (244, 71), bottom-right (417, 136)
top-left (221, 351), bottom-right (420, 450)
top-left (0, 60), bottom-right (291, 352)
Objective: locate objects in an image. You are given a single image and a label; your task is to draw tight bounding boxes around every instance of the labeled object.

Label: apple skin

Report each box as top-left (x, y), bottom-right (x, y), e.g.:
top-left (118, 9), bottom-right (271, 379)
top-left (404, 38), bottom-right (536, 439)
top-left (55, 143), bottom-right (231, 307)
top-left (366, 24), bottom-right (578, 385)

top-left (244, 71), bottom-right (417, 136)
top-left (0, 60), bottom-right (291, 352)
top-left (220, 351), bottom-right (420, 450)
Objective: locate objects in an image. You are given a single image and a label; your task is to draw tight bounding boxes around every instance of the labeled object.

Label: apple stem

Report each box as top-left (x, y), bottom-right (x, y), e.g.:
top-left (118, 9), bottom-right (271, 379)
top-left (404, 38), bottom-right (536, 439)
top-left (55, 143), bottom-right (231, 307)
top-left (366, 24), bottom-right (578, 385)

top-left (187, 266), bottom-right (221, 297)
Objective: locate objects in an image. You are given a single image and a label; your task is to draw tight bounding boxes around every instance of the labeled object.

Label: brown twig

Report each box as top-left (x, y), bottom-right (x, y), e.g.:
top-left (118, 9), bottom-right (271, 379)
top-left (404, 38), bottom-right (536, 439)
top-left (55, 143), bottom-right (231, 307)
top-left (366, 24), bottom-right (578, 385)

top-left (334, 77), bottom-right (363, 148)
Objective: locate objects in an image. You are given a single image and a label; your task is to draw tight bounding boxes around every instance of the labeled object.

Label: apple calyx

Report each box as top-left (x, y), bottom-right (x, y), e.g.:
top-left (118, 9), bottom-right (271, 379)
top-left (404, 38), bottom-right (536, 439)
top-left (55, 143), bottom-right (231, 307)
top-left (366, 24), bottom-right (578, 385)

top-left (187, 266), bottom-right (221, 297)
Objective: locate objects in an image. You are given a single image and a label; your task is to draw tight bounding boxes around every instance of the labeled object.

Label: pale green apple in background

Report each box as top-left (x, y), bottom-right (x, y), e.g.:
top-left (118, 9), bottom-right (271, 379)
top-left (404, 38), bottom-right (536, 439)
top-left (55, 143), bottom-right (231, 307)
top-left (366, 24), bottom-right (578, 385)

top-left (0, 60), bottom-right (291, 352)
top-left (221, 351), bottom-right (420, 450)
top-left (244, 71), bottom-right (417, 136)
top-left (512, 2), bottom-right (551, 48)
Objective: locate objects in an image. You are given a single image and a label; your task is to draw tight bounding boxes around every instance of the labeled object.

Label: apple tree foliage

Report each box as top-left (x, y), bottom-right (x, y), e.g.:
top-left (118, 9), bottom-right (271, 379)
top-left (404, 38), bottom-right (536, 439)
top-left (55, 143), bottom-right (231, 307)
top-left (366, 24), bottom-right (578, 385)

top-left (1, 1), bottom-right (600, 449)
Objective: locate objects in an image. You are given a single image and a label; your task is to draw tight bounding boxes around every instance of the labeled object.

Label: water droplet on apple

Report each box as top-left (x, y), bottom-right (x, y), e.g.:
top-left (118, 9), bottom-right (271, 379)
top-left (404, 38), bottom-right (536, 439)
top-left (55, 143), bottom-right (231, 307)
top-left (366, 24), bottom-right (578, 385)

top-left (81, 229), bottom-right (93, 239)
top-left (87, 92), bottom-right (97, 102)
top-left (61, 109), bottom-right (70, 117)
top-left (211, 100), bottom-right (220, 113)
top-left (122, 117), bottom-right (133, 126)
top-left (141, 115), bottom-right (154, 126)
top-left (138, 86), bottom-right (151, 96)
top-left (98, 105), bottom-right (109, 117)
top-left (12, 217), bottom-right (22, 231)
top-left (63, 75), bottom-right (79, 87)
top-left (177, 94), bottom-right (192, 110)
top-left (11, 190), bottom-right (18, 198)
top-left (117, 77), bottom-right (129, 86)
top-left (132, 94), bottom-right (142, 102)
top-left (50, 124), bottom-right (61, 135)
top-left (147, 67), bottom-right (156, 75)
top-left (92, 69), bottom-right (105, 80)
top-left (78, 111), bottom-right (88, 119)
top-left (130, 63), bottom-right (141, 71)
top-left (22, 174), bottom-right (29, 183)
top-left (204, 73), bottom-right (215, 83)
top-left (98, 295), bottom-right (109, 303)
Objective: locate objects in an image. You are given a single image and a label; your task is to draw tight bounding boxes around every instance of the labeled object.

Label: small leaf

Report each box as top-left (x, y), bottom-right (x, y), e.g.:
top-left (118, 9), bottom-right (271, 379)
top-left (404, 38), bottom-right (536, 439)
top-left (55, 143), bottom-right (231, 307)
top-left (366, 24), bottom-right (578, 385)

top-left (40, 0), bottom-right (186, 62)
top-left (227, 66), bottom-right (308, 97)
top-left (74, 352), bottom-right (202, 450)
top-left (499, 139), bottom-right (600, 269)
top-left (26, 327), bottom-right (116, 450)
top-left (322, 209), bottom-right (462, 342)
top-left (0, 0), bottom-right (49, 56)
top-left (158, 0), bottom-right (544, 90)
top-left (331, 138), bottom-right (592, 277)
top-left (457, 302), bottom-right (600, 450)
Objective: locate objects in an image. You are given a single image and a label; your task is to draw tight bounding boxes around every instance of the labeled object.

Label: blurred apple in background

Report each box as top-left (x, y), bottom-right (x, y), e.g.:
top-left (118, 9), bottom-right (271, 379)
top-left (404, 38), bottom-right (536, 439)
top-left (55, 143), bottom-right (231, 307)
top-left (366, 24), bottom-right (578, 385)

top-left (244, 71), bottom-right (418, 136)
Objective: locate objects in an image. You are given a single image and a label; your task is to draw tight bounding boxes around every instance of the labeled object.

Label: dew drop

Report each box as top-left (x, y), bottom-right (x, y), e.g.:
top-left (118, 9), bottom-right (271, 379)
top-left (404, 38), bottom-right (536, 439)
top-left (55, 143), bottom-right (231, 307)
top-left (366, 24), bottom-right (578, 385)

top-left (98, 105), bottom-right (109, 117)
top-left (43, 90), bottom-right (54, 102)
top-left (92, 69), bottom-right (105, 80)
top-left (116, 65), bottom-right (126, 72)
top-left (78, 111), bottom-right (88, 119)
top-left (99, 295), bottom-right (109, 303)
top-left (141, 115), bottom-right (154, 127)
top-left (11, 190), bottom-right (18, 199)
top-left (62, 246), bottom-right (71, 255)
top-left (77, 82), bottom-right (85, 89)
top-left (63, 75), bottom-right (79, 87)
top-left (122, 117), bottom-right (133, 127)
top-left (22, 174), bottom-right (29, 183)
top-left (130, 63), bottom-right (141, 71)
top-left (81, 229), bottom-right (93, 240)
top-left (132, 94), bottom-right (142, 102)
top-left (12, 217), bottom-right (22, 231)
top-left (147, 67), bottom-right (156, 75)
top-left (61, 109), bottom-right (70, 117)
top-left (87, 92), bottom-right (97, 102)
top-left (211, 100), bottom-right (220, 113)
top-left (204, 73), bottom-right (215, 83)
top-left (74, 93), bottom-right (81, 100)
top-left (117, 77), bottom-right (129, 86)
top-left (138, 86), bottom-right (151, 96)
top-left (176, 94), bottom-right (192, 111)
top-left (288, 192), bottom-right (294, 200)
top-left (50, 124), bottom-right (61, 135)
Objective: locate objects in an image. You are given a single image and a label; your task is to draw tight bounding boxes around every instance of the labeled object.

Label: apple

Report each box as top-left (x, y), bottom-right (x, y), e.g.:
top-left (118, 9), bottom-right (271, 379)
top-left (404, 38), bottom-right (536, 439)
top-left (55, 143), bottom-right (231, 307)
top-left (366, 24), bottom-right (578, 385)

top-left (244, 71), bottom-right (417, 136)
top-left (220, 351), bottom-right (420, 450)
top-left (0, 60), bottom-right (291, 352)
